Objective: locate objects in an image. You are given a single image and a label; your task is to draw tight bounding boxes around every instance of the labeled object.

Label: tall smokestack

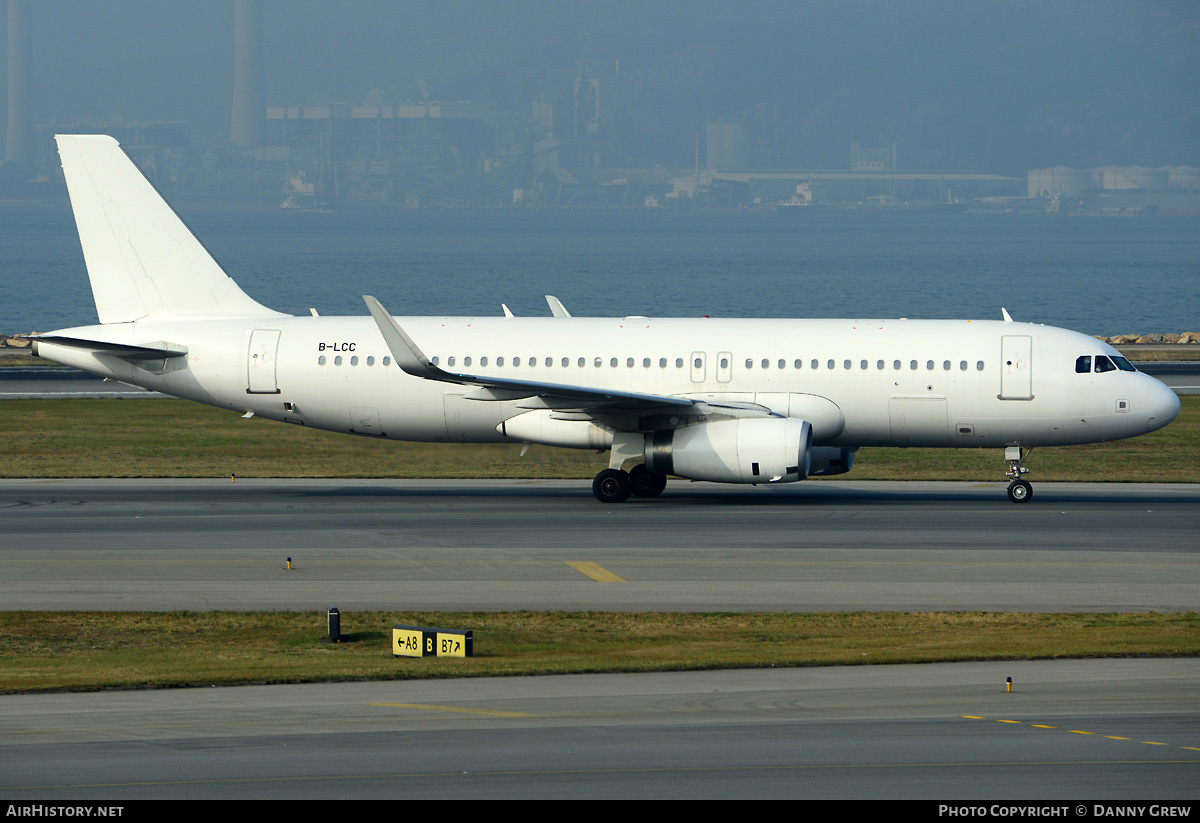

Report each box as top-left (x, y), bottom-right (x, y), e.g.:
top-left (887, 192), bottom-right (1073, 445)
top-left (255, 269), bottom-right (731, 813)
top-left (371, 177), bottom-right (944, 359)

top-left (5, 0), bottom-right (33, 166)
top-left (231, 0), bottom-right (265, 149)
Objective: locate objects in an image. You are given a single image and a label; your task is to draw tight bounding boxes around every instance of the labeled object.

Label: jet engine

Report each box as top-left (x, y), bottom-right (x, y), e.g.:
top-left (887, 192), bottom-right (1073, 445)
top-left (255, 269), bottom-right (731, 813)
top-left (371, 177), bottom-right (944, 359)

top-left (644, 417), bottom-right (812, 484)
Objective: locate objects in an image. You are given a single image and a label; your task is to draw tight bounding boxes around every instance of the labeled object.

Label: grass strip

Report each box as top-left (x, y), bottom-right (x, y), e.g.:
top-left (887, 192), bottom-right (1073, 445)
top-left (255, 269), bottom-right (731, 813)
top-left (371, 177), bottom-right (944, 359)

top-left (1, 610), bottom-right (1196, 694)
top-left (1, 397), bottom-right (1197, 481)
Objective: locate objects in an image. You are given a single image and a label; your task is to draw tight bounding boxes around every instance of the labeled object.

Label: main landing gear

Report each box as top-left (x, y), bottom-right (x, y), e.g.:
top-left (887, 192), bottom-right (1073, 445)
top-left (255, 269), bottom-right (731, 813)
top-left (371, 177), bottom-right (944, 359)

top-left (1005, 446), bottom-right (1033, 504)
top-left (592, 464), bottom-right (668, 503)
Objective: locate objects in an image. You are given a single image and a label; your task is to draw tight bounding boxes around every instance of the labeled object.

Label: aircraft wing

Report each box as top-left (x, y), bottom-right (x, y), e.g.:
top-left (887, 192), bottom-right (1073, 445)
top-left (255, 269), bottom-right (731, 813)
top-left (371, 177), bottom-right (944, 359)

top-left (364, 295), bottom-right (770, 418)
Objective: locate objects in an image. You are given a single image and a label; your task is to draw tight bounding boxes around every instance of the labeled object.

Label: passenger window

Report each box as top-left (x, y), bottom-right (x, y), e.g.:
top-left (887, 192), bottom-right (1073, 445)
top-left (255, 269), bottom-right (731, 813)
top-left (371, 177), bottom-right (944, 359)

top-left (497, 357), bottom-right (504, 366)
top-left (926, 360), bottom-right (934, 370)
top-left (643, 358), bottom-right (651, 368)
top-left (1094, 355), bottom-right (1117, 373)
top-left (528, 357), bottom-right (535, 367)
top-left (676, 358), bottom-right (684, 368)
top-left (795, 359), bottom-right (803, 369)
top-left (827, 359), bottom-right (835, 369)
top-left (843, 360), bottom-right (851, 369)
top-left (480, 356), bottom-right (487, 366)
top-left (611, 358), bottom-right (618, 367)
top-left (959, 361), bottom-right (967, 371)
top-left (860, 360), bottom-right (868, 369)
top-left (779, 359), bottom-right (786, 369)
top-left (594, 357), bottom-right (602, 367)
top-left (894, 360), bottom-right (901, 370)
top-left (383, 356), bottom-right (391, 366)
top-left (976, 361), bottom-right (984, 371)
top-left (463, 356), bottom-right (471, 367)
top-left (659, 358), bottom-right (667, 368)
top-left (318, 355), bottom-right (326, 366)
top-left (1076, 356), bottom-right (1092, 374)
top-left (943, 360), bottom-right (951, 370)
top-left (876, 360), bottom-right (884, 369)
top-left (367, 356), bottom-right (375, 366)
top-left (431, 356), bottom-right (439, 366)
top-left (721, 358), bottom-right (730, 369)
top-left (626, 358), bottom-right (634, 368)
top-left (447, 356), bottom-right (454, 367)
top-left (910, 360), bottom-right (918, 370)
top-left (578, 357), bottom-right (585, 367)
top-left (547, 357), bottom-right (554, 367)
top-left (334, 356), bottom-right (342, 366)
top-left (811, 359), bottom-right (819, 369)
top-left (763, 359), bottom-right (770, 369)
top-left (514, 357), bottom-right (521, 367)
top-left (351, 356), bottom-right (359, 366)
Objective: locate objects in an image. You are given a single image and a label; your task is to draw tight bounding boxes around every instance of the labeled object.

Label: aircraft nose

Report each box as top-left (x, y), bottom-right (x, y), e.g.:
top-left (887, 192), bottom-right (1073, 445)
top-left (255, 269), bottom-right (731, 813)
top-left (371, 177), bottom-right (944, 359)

top-left (1145, 378), bottom-right (1180, 433)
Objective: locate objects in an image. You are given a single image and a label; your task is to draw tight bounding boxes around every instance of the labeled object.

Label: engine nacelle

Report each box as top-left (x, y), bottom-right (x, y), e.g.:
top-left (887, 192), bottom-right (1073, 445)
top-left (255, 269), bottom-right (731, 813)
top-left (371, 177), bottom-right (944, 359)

top-left (808, 446), bottom-right (856, 477)
top-left (499, 410), bottom-right (613, 450)
top-left (645, 418), bottom-right (812, 484)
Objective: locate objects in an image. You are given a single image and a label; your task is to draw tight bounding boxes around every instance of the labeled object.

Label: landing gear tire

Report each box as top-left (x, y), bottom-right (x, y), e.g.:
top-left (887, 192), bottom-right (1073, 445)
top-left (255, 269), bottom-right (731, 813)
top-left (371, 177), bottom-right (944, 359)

top-left (593, 469), bottom-right (633, 503)
top-left (629, 464), bottom-right (668, 497)
top-left (1007, 479), bottom-right (1033, 504)
top-left (1004, 446), bottom-right (1033, 504)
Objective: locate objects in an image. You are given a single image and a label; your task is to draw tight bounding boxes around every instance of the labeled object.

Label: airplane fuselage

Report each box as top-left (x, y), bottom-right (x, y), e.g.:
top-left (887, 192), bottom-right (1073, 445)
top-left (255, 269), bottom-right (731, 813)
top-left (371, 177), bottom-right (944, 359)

top-left (36, 315), bottom-right (1177, 451)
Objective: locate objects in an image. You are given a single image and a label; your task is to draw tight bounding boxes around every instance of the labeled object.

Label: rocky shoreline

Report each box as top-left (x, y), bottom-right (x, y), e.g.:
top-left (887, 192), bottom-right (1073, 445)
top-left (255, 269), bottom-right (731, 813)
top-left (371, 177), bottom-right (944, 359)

top-left (1095, 333), bottom-right (1200, 345)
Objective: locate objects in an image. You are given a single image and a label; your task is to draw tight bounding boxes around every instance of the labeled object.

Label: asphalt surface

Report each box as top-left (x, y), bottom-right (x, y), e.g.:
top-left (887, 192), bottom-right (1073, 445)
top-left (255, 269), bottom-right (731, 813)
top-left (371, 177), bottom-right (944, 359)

top-left (2, 387), bottom-right (1197, 798)
top-left (1, 660), bottom-right (1196, 799)
top-left (2, 479), bottom-right (1197, 612)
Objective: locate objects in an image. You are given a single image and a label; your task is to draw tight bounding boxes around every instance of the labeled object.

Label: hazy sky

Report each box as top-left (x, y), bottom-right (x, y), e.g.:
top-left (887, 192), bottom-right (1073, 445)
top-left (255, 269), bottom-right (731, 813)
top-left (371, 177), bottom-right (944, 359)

top-left (5, 0), bottom-right (1198, 171)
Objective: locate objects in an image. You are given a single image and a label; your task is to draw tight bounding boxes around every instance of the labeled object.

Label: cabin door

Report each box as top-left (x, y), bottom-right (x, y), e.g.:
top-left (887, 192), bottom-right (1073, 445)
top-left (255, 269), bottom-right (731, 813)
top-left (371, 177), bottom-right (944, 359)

top-left (247, 329), bottom-right (281, 394)
top-left (999, 335), bottom-right (1033, 400)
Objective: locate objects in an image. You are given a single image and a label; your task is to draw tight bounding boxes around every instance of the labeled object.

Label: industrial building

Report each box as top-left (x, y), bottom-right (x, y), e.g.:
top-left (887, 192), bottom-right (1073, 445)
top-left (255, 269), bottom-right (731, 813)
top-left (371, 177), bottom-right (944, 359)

top-left (1027, 165), bottom-right (1200, 215)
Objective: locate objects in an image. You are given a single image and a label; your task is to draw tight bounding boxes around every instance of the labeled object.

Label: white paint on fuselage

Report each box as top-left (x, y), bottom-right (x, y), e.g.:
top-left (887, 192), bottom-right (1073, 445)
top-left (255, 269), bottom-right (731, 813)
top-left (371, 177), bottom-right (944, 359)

top-left (37, 314), bottom-right (1178, 452)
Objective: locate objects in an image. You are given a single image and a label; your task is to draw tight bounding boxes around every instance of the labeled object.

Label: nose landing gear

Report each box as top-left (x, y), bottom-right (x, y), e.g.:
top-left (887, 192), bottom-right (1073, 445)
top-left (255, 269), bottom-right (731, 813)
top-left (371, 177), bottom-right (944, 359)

top-left (1005, 446), bottom-right (1033, 503)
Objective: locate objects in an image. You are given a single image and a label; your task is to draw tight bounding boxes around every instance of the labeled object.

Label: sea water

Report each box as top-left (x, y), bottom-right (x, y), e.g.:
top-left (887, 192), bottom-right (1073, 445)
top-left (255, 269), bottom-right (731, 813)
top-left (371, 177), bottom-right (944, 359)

top-left (2, 205), bottom-right (1196, 336)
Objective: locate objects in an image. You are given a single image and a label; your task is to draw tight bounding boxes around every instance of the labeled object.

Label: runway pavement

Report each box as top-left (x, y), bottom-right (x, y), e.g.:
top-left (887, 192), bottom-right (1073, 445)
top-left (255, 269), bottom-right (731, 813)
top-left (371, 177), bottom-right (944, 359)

top-left (3, 478), bottom-right (1197, 799)
top-left (1, 478), bottom-right (1198, 612)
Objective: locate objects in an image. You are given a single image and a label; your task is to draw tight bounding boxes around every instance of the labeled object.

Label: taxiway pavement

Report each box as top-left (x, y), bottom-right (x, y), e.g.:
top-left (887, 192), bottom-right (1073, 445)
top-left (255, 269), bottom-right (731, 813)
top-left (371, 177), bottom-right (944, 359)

top-left (1, 659), bottom-right (1196, 799)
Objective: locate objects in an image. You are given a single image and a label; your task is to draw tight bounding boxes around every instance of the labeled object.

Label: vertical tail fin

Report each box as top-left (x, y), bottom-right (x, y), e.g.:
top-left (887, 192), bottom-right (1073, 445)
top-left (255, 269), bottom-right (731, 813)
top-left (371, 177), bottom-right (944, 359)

top-left (55, 134), bottom-right (285, 323)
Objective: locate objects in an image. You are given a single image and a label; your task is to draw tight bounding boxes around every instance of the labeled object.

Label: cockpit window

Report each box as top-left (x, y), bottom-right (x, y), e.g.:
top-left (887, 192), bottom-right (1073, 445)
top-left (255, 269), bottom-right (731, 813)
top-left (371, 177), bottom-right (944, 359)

top-left (1111, 355), bottom-right (1137, 372)
top-left (1075, 356), bottom-right (1091, 374)
top-left (1094, 355), bottom-right (1117, 373)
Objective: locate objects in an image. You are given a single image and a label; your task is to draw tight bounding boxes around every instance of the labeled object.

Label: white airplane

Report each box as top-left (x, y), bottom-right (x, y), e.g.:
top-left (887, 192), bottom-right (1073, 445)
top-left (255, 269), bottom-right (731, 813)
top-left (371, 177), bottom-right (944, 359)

top-left (33, 135), bottom-right (1181, 504)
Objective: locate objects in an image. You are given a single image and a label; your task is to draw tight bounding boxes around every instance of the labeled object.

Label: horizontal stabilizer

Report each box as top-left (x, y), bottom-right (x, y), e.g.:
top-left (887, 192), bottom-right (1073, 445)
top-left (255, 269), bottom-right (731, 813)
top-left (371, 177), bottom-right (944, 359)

top-left (34, 334), bottom-right (188, 361)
